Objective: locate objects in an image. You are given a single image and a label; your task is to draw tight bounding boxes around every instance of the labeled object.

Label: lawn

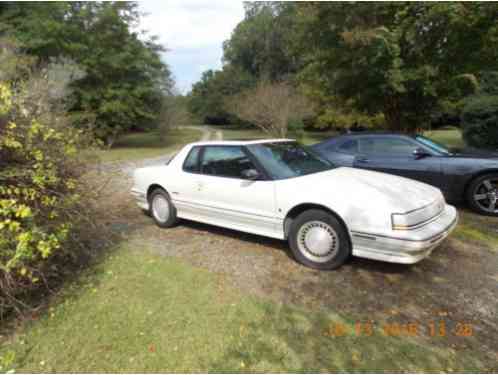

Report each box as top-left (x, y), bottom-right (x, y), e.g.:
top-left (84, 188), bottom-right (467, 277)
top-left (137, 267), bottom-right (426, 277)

top-left (424, 127), bottom-right (465, 149)
top-left (453, 210), bottom-right (498, 251)
top-left (97, 127), bottom-right (202, 162)
top-left (0, 244), bottom-right (487, 373)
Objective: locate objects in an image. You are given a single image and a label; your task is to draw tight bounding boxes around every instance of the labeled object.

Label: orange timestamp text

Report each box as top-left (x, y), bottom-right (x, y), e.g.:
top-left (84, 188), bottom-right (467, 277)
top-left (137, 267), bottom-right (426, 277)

top-left (323, 321), bottom-right (474, 338)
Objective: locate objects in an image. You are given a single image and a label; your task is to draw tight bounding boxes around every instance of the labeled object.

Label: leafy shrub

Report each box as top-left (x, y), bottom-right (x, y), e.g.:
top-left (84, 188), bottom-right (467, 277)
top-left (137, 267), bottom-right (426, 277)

top-left (0, 76), bottom-right (97, 316)
top-left (315, 107), bottom-right (385, 131)
top-left (478, 71), bottom-right (498, 96)
top-left (461, 95), bottom-right (498, 150)
top-left (288, 118), bottom-right (305, 141)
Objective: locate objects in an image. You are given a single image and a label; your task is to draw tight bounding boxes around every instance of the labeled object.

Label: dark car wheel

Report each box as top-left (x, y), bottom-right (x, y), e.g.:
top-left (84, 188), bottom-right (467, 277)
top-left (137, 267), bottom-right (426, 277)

top-left (466, 174), bottom-right (498, 216)
top-left (288, 209), bottom-right (351, 270)
top-left (149, 188), bottom-right (179, 227)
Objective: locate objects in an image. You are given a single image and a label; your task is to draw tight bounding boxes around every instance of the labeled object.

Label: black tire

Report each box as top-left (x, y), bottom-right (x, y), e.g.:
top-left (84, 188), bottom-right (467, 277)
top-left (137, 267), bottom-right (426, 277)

top-left (465, 173), bottom-right (498, 216)
top-left (288, 209), bottom-right (351, 270)
top-left (149, 188), bottom-right (179, 228)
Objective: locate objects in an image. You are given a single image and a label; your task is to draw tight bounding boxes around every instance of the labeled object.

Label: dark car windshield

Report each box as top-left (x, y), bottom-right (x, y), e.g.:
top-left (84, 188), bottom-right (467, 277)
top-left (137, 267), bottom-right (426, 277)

top-left (247, 142), bottom-right (335, 180)
top-left (415, 135), bottom-right (451, 155)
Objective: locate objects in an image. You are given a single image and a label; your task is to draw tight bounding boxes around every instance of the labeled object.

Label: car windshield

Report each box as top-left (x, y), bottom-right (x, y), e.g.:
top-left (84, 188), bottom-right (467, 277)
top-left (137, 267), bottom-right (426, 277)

top-left (415, 135), bottom-right (451, 155)
top-left (247, 142), bottom-right (335, 180)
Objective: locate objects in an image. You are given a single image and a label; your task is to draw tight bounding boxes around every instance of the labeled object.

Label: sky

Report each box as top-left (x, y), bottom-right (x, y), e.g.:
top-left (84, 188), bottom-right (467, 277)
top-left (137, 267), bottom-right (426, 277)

top-left (137, 0), bottom-right (245, 94)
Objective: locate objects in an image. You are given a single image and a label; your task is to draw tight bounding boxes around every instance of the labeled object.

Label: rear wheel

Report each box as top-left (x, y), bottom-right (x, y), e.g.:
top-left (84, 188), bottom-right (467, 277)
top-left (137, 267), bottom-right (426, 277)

top-left (288, 209), bottom-right (351, 270)
top-left (149, 188), bottom-right (178, 227)
top-left (466, 174), bottom-right (498, 216)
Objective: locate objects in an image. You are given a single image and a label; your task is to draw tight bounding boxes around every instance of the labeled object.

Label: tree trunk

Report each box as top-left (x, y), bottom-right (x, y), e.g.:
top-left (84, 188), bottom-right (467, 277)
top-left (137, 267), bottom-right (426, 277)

top-left (384, 96), bottom-right (403, 132)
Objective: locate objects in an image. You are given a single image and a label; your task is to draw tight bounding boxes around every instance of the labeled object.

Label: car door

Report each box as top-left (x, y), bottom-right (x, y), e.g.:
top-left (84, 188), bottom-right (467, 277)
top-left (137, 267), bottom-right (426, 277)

top-left (171, 145), bottom-right (205, 209)
top-left (353, 136), bottom-right (444, 188)
top-left (187, 145), bottom-right (279, 238)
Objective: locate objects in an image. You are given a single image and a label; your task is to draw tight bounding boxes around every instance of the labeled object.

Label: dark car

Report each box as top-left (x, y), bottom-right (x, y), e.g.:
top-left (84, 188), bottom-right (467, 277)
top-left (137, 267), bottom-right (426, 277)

top-left (312, 133), bottom-right (498, 216)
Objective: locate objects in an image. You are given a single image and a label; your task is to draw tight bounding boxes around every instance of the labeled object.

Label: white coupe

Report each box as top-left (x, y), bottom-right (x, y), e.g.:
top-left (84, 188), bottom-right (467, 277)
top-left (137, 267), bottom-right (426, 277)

top-left (132, 139), bottom-right (458, 270)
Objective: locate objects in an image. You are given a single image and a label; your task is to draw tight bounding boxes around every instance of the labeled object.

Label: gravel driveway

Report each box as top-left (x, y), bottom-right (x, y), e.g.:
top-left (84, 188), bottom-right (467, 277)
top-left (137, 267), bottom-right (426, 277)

top-left (95, 129), bottom-right (498, 368)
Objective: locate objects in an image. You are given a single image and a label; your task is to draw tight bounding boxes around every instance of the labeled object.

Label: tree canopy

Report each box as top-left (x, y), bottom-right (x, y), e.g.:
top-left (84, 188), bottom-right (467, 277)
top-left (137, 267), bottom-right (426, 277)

top-left (0, 1), bottom-right (173, 144)
top-left (189, 2), bottom-right (498, 134)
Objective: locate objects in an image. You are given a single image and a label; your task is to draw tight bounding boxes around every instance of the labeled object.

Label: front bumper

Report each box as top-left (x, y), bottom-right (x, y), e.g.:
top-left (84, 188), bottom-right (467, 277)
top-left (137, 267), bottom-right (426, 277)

top-left (351, 205), bottom-right (458, 264)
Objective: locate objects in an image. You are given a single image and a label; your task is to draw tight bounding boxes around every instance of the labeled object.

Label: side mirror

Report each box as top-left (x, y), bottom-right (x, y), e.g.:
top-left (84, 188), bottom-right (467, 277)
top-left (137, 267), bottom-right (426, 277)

top-left (241, 168), bottom-right (260, 180)
top-left (413, 147), bottom-right (431, 159)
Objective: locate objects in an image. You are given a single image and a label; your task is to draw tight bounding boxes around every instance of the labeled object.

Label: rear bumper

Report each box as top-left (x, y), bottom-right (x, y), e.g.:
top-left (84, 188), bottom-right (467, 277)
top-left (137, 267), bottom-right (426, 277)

top-left (351, 205), bottom-right (458, 264)
top-left (131, 188), bottom-right (149, 211)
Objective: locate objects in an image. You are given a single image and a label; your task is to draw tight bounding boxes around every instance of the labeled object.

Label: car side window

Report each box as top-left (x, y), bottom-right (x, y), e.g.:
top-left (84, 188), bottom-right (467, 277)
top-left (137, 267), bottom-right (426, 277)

top-left (359, 137), bottom-right (416, 155)
top-left (183, 146), bottom-right (201, 173)
top-left (337, 139), bottom-right (359, 154)
top-left (200, 146), bottom-right (257, 179)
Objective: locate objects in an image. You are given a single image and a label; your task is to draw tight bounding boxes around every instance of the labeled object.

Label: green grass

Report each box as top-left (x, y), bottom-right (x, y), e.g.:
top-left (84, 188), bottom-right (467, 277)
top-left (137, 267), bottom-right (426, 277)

top-left (0, 245), bottom-right (488, 372)
top-left (424, 128), bottom-right (464, 149)
top-left (453, 211), bottom-right (498, 251)
top-left (97, 128), bottom-right (202, 162)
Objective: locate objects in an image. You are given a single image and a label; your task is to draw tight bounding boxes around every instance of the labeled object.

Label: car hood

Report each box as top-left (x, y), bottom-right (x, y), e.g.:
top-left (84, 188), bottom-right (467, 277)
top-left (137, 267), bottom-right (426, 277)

top-left (275, 167), bottom-right (445, 234)
top-left (450, 148), bottom-right (498, 159)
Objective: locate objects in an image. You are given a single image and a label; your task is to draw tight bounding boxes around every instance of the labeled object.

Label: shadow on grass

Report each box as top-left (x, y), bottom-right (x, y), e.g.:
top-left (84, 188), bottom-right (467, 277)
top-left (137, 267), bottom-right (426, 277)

top-left (209, 300), bottom-right (486, 372)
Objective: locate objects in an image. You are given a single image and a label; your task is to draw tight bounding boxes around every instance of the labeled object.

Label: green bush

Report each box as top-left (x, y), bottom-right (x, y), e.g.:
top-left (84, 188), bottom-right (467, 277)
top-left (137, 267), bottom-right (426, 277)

top-left (461, 95), bottom-right (498, 150)
top-left (0, 80), bottom-right (97, 317)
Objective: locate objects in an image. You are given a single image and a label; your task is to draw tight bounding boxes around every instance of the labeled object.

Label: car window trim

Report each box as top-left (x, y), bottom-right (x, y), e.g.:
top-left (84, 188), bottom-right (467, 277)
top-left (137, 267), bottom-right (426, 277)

top-left (182, 145), bottom-right (202, 174)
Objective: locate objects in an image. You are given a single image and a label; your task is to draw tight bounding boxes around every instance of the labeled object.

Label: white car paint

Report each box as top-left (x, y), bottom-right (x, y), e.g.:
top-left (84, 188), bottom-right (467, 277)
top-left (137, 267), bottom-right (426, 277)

top-left (132, 139), bottom-right (458, 264)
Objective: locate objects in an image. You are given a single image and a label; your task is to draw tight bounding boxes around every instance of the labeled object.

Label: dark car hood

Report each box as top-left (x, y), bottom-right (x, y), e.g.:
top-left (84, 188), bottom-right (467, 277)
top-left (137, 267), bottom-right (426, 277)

top-left (450, 148), bottom-right (498, 159)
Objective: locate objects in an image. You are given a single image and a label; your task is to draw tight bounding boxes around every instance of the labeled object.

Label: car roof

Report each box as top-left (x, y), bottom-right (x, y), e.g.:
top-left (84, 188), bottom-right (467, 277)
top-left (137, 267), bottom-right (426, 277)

top-left (313, 132), bottom-right (418, 146)
top-left (335, 131), bottom-right (418, 138)
top-left (187, 138), bottom-right (296, 147)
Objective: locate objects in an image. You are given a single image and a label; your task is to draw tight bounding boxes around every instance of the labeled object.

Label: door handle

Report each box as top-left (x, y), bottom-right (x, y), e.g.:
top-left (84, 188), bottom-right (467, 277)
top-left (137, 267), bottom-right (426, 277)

top-left (356, 157), bottom-right (369, 163)
top-left (196, 181), bottom-right (204, 191)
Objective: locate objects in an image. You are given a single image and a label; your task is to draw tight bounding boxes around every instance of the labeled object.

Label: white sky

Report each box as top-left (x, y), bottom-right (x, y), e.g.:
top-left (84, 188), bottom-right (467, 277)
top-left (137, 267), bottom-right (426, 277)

top-left (137, 0), bottom-right (245, 94)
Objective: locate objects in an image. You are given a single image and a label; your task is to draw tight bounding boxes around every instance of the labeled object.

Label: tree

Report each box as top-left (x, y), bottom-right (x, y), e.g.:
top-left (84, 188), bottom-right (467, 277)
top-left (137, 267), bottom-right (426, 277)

top-left (188, 66), bottom-right (254, 125)
top-left (190, 2), bottom-right (498, 133)
top-left (293, 3), bottom-right (430, 131)
top-left (226, 81), bottom-right (312, 137)
top-left (461, 95), bottom-right (498, 150)
top-left (0, 1), bottom-right (173, 145)
top-left (158, 95), bottom-right (191, 141)
top-left (222, 2), bottom-right (299, 81)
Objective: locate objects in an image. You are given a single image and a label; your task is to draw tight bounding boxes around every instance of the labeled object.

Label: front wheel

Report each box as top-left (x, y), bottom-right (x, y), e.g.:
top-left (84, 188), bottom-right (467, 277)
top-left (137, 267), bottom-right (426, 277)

top-left (288, 209), bottom-right (351, 270)
top-left (466, 174), bottom-right (498, 216)
top-left (149, 188), bottom-right (179, 228)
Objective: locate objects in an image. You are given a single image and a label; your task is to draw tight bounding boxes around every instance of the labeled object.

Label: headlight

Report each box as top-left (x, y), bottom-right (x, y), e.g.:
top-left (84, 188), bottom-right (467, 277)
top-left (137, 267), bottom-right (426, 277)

top-left (392, 199), bottom-right (445, 230)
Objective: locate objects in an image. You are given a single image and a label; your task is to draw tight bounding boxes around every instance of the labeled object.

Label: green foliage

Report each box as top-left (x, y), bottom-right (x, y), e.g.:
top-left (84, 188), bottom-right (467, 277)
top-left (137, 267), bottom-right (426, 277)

top-left (478, 71), bottom-right (498, 96)
top-left (0, 350), bottom-right (15, 373)
top-left (188, 66), bottom-right (255, 125)
top-left (0, 74), bottom-right (96, 316)
top-left (189, 3), bottom-right (298, 126)
top-left (158, 95), bottom-right (192, 140)
top-left (288, 118), bottom-right (305, 142)
top-left (461, 95), bottom-right (498, 149)
top-left (0, 2), bottom-right (173, 145)
top-left (223, 2), bottom-right (298, 81)
top-left (315, 108), bottom-right (385, 131)
top-left (190, 2), bottom-right (498, 134)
